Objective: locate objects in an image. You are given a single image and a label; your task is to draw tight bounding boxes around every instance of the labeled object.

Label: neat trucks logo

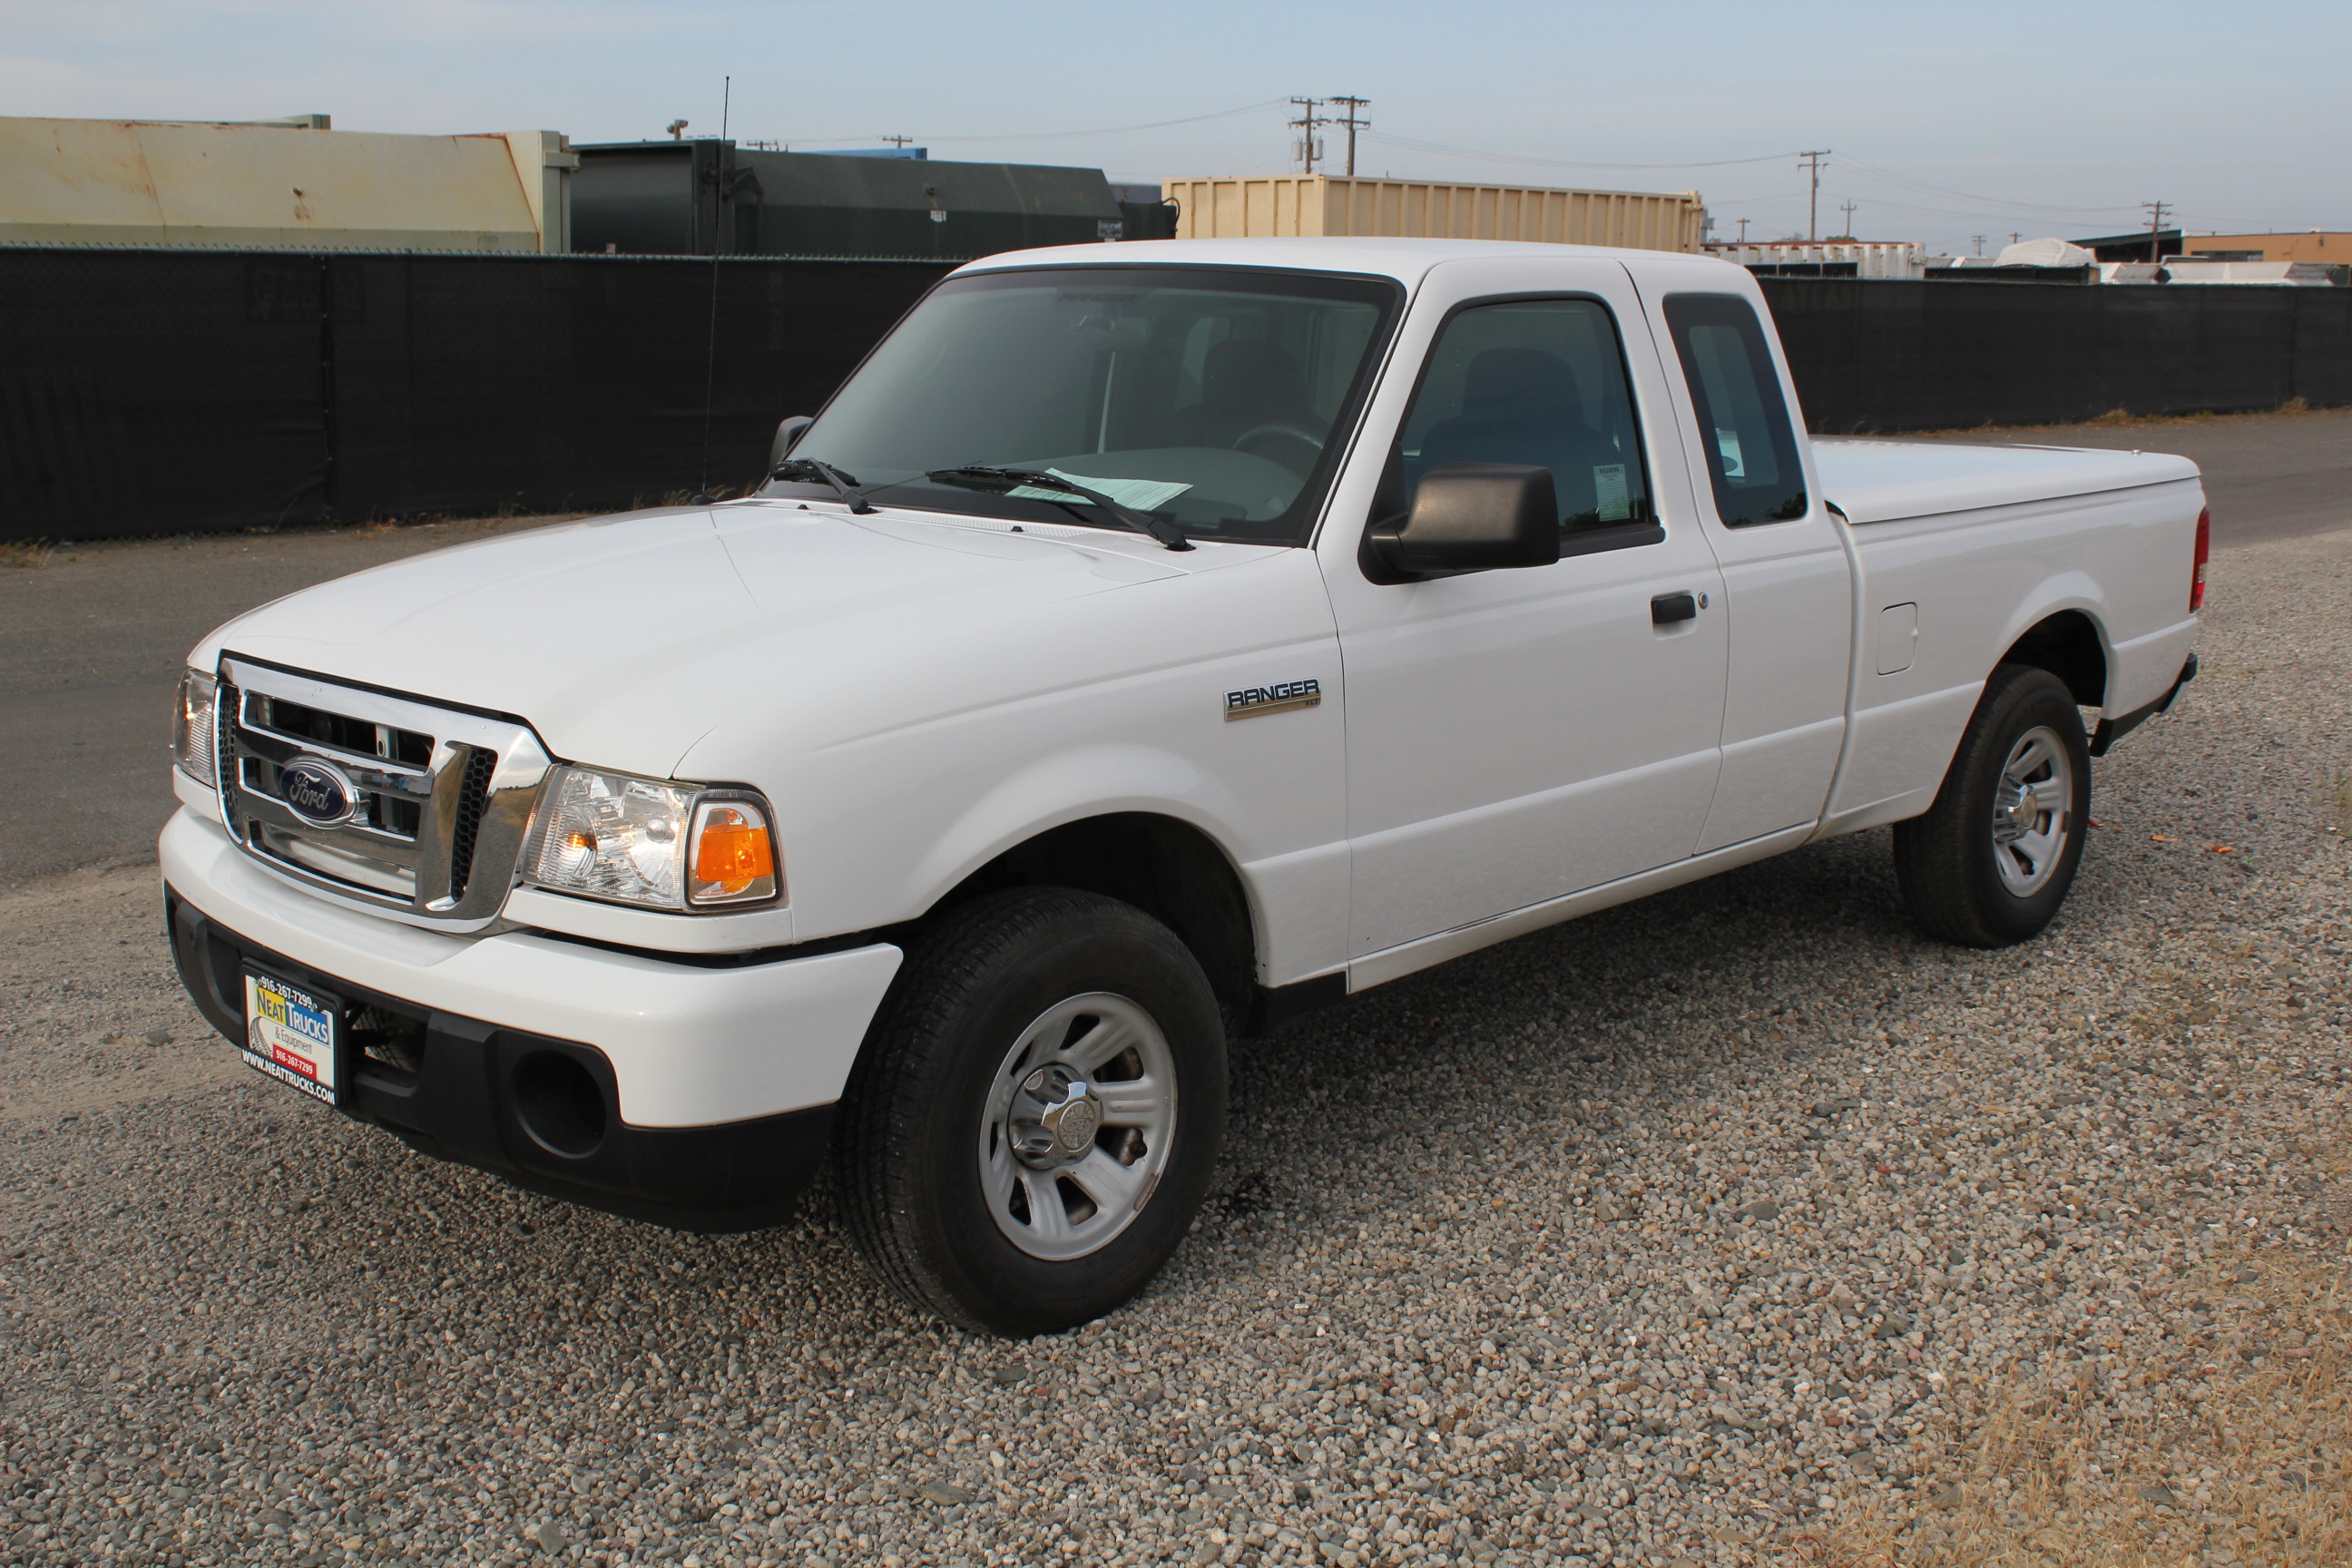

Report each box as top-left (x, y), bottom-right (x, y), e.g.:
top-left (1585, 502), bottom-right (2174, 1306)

top-left (1224, 678), bottom-right (1321, 720)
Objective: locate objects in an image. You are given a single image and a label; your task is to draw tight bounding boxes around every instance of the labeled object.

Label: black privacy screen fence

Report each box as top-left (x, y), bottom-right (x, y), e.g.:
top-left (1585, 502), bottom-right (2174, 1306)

top-left (1, 247), bottom-right (2345, 542)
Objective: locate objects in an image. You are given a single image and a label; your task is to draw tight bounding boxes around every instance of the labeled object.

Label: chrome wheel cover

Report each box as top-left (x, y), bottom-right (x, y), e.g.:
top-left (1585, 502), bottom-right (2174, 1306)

top-left (1989, 723), bottom-right (2073, 897)
top-left (977, 993), bottom-right (1176, 1261)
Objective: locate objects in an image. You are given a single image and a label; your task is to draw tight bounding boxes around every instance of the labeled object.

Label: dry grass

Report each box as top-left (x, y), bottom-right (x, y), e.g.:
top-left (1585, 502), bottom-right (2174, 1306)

top-left (1793, 1236), bottom-right (2352, 1568)
top-left (1, 537), bottom-right (55, 569)
top-left (2323, 766), bottom-right (2352, 837)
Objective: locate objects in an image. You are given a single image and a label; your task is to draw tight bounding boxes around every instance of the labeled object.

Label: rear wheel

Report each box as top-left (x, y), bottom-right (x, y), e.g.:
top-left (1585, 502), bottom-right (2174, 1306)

top-left (832, 887), bottom-right (1226, 1336)
top-left (1893, 664), bottom-right (2092, 947)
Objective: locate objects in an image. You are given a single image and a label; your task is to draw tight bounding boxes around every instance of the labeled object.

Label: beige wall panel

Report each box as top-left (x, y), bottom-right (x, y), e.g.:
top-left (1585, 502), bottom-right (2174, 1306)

top-left (1163, 175), bottom-right (1701, 252)
top-left (0, 117), bottom-right (565, 251)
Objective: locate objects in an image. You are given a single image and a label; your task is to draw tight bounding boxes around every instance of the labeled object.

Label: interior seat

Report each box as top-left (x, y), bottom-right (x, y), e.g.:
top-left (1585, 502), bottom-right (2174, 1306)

top-left (1416, 347), bottom-right (1615, 522)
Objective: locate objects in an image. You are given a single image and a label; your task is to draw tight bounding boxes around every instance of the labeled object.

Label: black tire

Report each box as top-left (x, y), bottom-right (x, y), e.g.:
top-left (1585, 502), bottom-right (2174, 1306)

top-left (831, 887), bottom-right (1227, 1337)
top-left (1894, 663), bottom-right (2092, 947)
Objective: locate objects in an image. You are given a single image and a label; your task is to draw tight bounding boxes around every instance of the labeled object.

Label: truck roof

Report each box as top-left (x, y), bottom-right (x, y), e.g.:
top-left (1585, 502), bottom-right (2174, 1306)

top-left (952, 236), bottom-right (1747, 285)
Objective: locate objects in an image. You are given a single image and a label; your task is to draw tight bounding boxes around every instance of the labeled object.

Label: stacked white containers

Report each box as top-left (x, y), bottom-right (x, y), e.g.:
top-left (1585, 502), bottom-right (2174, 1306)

top-left (1702, 241), bottom-right (1926, 280)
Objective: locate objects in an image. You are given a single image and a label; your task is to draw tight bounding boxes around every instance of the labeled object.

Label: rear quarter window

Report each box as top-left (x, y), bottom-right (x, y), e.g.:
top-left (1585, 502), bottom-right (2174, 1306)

top-left (1662, 293), bottom-right (1808, 526)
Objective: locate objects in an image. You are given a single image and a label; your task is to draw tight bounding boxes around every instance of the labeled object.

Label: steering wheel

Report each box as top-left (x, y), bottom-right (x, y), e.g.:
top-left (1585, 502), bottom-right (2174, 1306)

top-left (1232, 422), bottom-right (1326, 474)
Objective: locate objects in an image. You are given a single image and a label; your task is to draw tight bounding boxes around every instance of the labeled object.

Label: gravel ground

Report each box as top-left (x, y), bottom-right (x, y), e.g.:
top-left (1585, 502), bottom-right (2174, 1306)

top-left (2, 526), bottom-right (2347, 1568)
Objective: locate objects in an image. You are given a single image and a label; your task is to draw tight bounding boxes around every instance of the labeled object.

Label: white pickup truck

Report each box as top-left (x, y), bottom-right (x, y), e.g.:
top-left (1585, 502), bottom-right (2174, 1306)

top-left (162, 239), bottom-right (2205, 1335)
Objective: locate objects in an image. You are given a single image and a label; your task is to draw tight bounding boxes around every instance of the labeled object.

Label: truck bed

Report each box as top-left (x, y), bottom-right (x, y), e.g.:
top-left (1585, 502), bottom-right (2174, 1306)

top-left (1811, 437), bottom-right (2204, 838)
top-left (1814, 437), bottom-right (2200, 524)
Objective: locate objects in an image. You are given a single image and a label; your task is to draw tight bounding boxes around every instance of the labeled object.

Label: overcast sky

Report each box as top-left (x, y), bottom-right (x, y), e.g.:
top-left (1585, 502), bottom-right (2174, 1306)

top-left (8, 0), bottom-right (2345, 253)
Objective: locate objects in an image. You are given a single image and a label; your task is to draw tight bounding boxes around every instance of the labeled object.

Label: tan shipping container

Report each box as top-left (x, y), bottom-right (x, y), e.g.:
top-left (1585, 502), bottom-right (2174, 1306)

top-left (1161, 175), bottom-right (1704, 254)
top-left (0, 117), bottom-right (578, 253)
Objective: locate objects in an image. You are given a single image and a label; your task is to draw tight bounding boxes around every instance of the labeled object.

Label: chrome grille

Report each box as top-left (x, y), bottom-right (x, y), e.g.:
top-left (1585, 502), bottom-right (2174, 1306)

top-left (214, 656), bottom-right (554, 929)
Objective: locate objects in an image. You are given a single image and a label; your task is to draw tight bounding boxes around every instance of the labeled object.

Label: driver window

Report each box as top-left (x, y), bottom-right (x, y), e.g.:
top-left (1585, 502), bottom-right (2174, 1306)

top-left (1398, 298), bottom-right (1653, 535)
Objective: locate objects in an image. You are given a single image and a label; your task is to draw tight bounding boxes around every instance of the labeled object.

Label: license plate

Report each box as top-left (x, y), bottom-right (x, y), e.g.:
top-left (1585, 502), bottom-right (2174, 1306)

top-left (241, 968), bottom-right (340, 1105)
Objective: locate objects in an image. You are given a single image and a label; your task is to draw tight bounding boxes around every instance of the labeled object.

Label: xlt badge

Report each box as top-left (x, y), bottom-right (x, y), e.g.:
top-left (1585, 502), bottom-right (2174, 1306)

top-left (1225, 678), bottom-right (1321, 720)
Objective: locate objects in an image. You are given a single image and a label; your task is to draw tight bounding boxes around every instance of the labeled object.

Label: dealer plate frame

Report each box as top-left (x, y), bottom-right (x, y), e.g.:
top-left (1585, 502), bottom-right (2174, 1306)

top-left (240, 965), bottom-right (343, 1107)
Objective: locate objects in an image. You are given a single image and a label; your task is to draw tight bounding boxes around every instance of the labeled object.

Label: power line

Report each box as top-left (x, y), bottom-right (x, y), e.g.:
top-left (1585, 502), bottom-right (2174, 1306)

top-left (1837, 155), bottom-right (2144, 216)
top-left (1798, 150), bottom-right (1829, 242)
top-left (1357, 132), bottom-right (1807, 172)
top-left (1289, 97), bottom-right (1328, 174)
top-left (760, 100), bottom-right (1289, 146)
top-left (1330, 95), bottom-right (1370, 178)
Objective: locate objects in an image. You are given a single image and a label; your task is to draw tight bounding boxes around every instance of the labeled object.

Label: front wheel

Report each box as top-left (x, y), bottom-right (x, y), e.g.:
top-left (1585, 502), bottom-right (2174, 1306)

top-left (1893, 664), bottom-right (2092, 947)
top-left (831, 887), bottom-right (1227, 1337)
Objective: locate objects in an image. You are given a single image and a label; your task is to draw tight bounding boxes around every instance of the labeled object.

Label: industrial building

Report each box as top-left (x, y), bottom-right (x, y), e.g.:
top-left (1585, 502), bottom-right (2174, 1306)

top-left (569, 141), bottom-right (1171, 260)
top-left (2173, 230), bottom-right (2351, 263)
top-left (2071, 228), bottom-right (2352, 264)
top-left (0, 115), bottom-right (576, 251)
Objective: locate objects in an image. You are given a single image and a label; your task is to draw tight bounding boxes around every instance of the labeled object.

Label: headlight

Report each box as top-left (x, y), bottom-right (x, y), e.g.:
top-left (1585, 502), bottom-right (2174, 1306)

top-left (172, 669), bottom-right (219, 783)
top-left (524, 766), bottom-right (781, 912)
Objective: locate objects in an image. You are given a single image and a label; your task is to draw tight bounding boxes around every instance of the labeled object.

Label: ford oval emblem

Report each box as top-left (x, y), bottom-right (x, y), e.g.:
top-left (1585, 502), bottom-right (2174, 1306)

top-left (279, 757), bottom-right (356, 827)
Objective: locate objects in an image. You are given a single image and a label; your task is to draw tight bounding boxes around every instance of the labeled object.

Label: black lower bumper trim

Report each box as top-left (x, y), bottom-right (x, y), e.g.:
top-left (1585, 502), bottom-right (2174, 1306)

top-left (2091, 652), bottom-right (2198, 758)
top-left (165, 885), bottom-right (830, 1234)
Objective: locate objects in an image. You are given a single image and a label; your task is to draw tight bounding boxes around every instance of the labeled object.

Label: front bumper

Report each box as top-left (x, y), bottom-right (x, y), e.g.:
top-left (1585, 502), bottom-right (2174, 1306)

top-left (162, 808), bottom-right (904, 1231)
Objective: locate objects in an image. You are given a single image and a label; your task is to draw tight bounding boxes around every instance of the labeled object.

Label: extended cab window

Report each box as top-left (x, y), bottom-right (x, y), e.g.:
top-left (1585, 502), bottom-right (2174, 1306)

top-left (1662, 293), bottom-right (1808, 526)
top-left (1397, 298), bottom-right (1654, 540)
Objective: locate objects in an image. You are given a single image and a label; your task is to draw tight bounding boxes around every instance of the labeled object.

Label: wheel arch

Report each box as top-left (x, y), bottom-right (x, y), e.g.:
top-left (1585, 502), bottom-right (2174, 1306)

top-left (923, 811), bottom-right (1261, 1020)
top-left (1996, 607), bottom-right (2111, 709)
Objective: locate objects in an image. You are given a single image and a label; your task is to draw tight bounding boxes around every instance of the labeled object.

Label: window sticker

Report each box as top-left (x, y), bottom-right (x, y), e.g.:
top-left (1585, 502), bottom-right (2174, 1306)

top-left (1714, 428), bottom-right (1746, 479)
top-left (1592, 464), bottom-right (1631, 522)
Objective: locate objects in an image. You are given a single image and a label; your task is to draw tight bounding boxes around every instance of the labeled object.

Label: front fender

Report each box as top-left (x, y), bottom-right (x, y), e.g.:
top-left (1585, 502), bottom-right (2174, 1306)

top-left (897, 742), bottom-right (1250, 919)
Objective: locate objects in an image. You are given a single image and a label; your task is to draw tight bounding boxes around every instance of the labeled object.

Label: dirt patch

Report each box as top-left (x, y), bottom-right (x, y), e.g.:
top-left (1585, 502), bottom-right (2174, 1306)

top-left (1812, 1243), bottom-right (2351, 1567)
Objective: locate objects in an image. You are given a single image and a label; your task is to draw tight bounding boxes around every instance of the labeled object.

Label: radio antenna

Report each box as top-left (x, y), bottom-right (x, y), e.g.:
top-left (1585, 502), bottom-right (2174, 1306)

top-left (694, 75), bottom-right (731, 503)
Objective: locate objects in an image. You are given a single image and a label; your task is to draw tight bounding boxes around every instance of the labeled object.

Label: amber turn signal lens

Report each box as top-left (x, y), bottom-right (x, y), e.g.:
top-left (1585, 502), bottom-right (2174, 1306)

top-left (688, 801), bottom-right (779, 905)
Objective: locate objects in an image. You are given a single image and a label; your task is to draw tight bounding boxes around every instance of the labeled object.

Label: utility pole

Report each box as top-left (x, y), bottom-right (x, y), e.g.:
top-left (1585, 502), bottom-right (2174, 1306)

top-left (1329, 95), bottom-right (1370, 178)
top-left (1736, 217), bottom-right (1750, 242)
top-left (2010, 231), bottom-right (2023, 245)
top-left (1798, 150), bottom-right (1830, 241)
top-left (1289, 98), bottom-right (1328, 174)
top-left (880, 134), bottom-right (914, 149)
top-left (1973, 235), bottom-right (1986, 256)
top-left (1838, 200), bottom-right (1857, 238)
top-left (2142, 200), bottom-right (2171, 263)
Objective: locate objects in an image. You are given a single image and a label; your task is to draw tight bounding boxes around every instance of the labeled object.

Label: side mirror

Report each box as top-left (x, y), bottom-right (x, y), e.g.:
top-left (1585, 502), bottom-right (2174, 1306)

top-left (768, 415), bottom-right (815, 472)
top-left (1366, 463), bottom-right (1560, 582)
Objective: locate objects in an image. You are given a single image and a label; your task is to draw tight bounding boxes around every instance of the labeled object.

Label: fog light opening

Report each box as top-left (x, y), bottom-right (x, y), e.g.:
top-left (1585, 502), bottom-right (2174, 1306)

top-left (514, 1051), bottom-right (608, 1158)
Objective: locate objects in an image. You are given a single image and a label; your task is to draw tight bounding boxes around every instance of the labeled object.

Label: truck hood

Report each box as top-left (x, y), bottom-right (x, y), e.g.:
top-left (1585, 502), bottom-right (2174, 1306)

top-left (195, 500), bottom-right (1229, 777)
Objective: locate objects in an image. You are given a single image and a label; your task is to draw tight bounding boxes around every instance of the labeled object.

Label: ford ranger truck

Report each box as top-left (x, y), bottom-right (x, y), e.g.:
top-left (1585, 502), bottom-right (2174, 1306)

top-left (162, 239), bottom-right (2203, 1336)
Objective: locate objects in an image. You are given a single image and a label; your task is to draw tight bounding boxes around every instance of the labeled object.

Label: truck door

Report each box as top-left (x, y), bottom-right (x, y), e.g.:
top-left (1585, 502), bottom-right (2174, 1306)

top-left (1318, 259), bottom-right (1730, 960)
top-left (1645, 285), bottom-right (1854, 851)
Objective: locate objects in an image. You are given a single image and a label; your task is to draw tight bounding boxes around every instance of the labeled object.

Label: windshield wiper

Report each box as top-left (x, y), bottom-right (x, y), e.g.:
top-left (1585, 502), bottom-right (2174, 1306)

top-left (926, 466), bottom-right (1191, 552)
top-left (771, 457), bottom-right (877, 515)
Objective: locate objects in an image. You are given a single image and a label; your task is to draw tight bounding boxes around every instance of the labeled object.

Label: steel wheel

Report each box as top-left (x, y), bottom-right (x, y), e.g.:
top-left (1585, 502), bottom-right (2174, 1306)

top-left (979, 993), bottom-right (1176, 1261)
top-left (1989, 724), bottom-right (2073, 896)
top-left (832, 887), bottom-right (1226, 1336)
top-left (1895, 664), bottom-right (2092, 947)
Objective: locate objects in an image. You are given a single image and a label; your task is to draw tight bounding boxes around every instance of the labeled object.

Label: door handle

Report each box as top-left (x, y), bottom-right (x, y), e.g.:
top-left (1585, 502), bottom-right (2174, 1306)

top-left (1651, 591), bottom-right (1700, 625)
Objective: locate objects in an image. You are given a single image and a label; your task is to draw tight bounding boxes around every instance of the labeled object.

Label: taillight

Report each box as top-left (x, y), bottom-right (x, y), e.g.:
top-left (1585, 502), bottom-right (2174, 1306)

top-left (2190, 505), bottom-right (2210, 612)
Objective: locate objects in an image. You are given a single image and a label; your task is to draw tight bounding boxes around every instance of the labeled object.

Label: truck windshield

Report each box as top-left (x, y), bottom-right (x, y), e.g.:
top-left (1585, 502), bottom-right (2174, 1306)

top-left (768, 266), bottom-right (1403, 546)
